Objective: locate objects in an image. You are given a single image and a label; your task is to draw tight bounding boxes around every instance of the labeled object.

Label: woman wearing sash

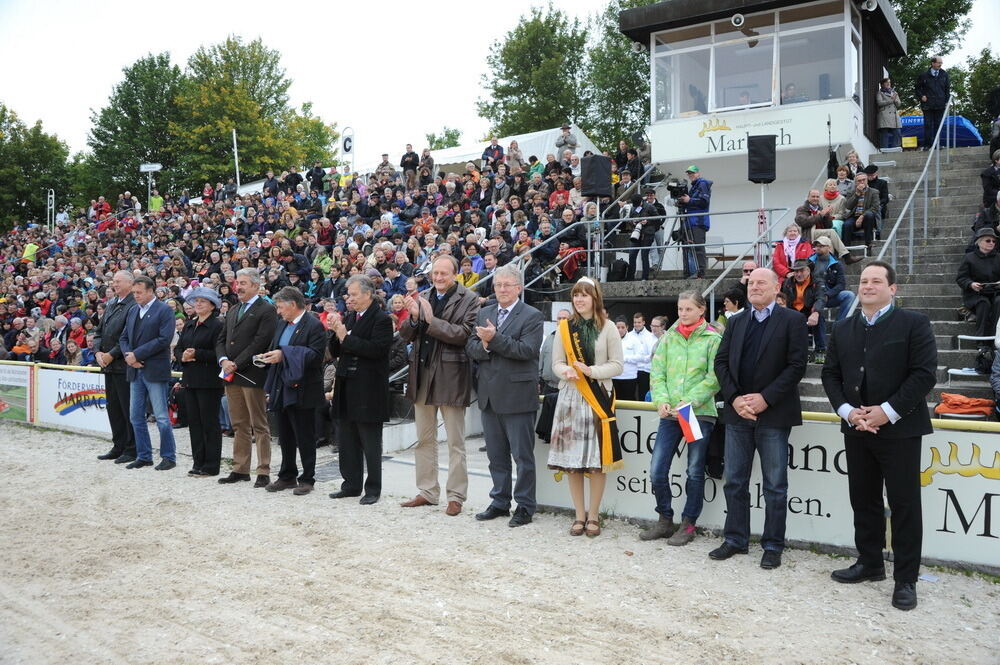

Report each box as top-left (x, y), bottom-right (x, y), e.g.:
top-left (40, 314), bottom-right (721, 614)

top-left (549, 277), bottom-right (624, 537)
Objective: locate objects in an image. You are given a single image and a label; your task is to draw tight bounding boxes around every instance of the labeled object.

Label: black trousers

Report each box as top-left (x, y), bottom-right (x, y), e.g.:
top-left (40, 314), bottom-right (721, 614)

top-left (612, 378), bottom-right (637, 401)
top-left (276, 406), bottom-right (316, 485)
top-left (844, 434), bottom-right (923, 583)
top-left (923, 108), bottom-right (945, 148)
top-left (636, 371), bottom-right (650, 401)
top-left (683, 224), bottom-right (707, 277)
top-left (184, 387), bottom-right (223, 474)
top-left (628, 234), bottom-right (655, 280)
top-left (843, 211), bottom-right (878, 246)
top-left (971, 296), bottom-right (1000, 342)
top-left (105, 371), bottom-right (135, 457)
top-left (338, 420), bottom-right (383, 497)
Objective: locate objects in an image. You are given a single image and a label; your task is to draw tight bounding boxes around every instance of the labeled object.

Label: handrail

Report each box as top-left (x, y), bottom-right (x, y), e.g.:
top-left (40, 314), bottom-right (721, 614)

top-left (844, 94), bottom-right (956, 318)
top-left (599, 164), bottom-right (658, 240)
top-left (699, 144), bottom-right (842, 318)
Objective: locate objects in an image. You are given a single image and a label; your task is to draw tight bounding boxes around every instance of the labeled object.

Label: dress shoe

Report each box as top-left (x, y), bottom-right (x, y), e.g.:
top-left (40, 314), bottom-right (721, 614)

top-left (844, 253), bottom-right (863, 265)
top-left (265, 478), bottom-right (298, 492)
top-left (831, 562), bottom-right (887, 584)
top-left (891, 582), bottom-right (917, 611)
top-left (125, 459), bottom-right (153, 469)
top-left (708, 542), bottom-right (748, 560)
top-left (329, 490), bottom-right (362, 499)
top-left (188, 468), bottom-right (203, 475)
top-left (359, 495), bottom-right (379, 505)
top-left (114, 454), bottom-right (136, 465)
top-left (253, 475), bottom-right (270, 488)
top-left (154, 459), bottom-right (176, 471)
top-left (292, 483), bottom-right (314, 496)
top-left (400, 495), bottom-right (435, 508)
top-left (190, 469), bottom-right (217, 477)
top-left (445, 501), bottom-right (462, 516)
top-left (98, 450), bottom-right (121, 460)
top-left (475, 505), bottom-right (510, 521)
top-left (218, 472), bottom-right (251, 484)
top-left (508, 507), bottom-right (532, 528)
top-left (760, 550), bottom-right (782, 569)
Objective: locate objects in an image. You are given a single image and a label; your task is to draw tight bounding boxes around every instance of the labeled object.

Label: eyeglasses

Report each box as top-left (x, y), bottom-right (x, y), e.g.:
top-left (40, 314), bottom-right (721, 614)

top-left (742, 269), bottom-right (753, 273)
top-left (982, 238), bottom-right (996, 243)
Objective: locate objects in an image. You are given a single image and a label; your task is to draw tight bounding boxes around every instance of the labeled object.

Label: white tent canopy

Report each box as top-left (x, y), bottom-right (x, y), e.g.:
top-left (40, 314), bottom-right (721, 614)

top-left (354, 123), bottom-right (601, 177)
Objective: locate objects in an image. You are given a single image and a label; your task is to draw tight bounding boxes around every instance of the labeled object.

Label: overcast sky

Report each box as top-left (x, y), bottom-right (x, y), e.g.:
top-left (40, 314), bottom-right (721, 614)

top-left (0, 0), bottom-right (994, 169)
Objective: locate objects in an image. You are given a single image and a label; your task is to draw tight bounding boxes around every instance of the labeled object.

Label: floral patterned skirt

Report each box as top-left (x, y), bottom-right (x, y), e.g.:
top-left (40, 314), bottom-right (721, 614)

top-left (547, 384), bottom-right (603, 473)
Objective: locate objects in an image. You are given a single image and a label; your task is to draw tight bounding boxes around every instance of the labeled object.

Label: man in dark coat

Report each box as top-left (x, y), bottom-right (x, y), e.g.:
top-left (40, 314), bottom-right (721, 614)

top-left (710, 267), bottom-right (809, 570)
top-left (327, 275), bottom-right (394, 504)
top-left (216, 268), bottom-right (278, 487)
top-left (259, 287), bottom-right (327, 495)
top-left (628, 188), bottom-right (666, 281)
top-left (915, 56), bottom-right (950, 150)
top-left (94, 270), bottom-right (137, 463)
top-left (822, 261), bottom-right (937, 611)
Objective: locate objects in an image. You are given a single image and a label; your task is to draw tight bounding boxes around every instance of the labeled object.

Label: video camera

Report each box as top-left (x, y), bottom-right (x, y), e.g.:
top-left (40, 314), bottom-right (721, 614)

top-left (664, 173), bottom-right (689, 202)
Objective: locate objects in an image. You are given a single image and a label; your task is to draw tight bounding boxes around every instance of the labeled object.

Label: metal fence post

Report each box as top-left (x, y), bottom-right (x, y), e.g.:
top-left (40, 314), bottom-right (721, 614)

top-left (923, 177), bottom-right (928, 238)
top-left (908, 204), bottom-right (914, 274)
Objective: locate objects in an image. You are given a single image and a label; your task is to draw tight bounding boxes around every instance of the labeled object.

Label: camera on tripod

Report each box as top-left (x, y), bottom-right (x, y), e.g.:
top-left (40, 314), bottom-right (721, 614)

top-left (664, 173), bottom-right (689, 202)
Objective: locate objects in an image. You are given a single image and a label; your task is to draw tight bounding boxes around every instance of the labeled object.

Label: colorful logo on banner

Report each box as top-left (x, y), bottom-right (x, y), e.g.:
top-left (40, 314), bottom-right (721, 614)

top-left (921, 442), bottom-right (1000, 486)
top-left (52, 389), bottom-right (106, 415)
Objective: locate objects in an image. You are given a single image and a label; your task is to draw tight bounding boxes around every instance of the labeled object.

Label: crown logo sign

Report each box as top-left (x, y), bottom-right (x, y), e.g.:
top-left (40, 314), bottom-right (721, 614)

top-left (698, 117), bottom-right (732, 138)
top-left (920, 442), bottom-right (1000, 487)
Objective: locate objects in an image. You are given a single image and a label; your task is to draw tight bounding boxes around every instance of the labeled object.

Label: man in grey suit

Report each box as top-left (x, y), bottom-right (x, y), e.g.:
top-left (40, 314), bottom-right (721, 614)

top-left (466, 264), bottom-right (545, 527)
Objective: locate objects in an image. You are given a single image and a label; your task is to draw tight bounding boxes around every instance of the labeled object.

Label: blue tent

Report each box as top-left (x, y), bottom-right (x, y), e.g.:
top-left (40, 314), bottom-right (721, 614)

top-left (901, 115), bottom-right (983, 147)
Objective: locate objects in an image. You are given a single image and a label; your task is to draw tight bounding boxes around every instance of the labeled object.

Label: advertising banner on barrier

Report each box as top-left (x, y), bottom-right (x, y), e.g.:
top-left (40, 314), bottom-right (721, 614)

top-left (536, 408), bottom-right (1000, 569)
top-left (0, 363), bottom-right (32, 422)
top-left (35, 368), bottom-right (110, 434)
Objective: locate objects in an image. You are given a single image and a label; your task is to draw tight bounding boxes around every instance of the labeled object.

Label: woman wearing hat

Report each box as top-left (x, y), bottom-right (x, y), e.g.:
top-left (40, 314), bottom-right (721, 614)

top-left (174, 287), bottom-right (225, 476)
top-left (956, 227), bottom-right (1000, 350)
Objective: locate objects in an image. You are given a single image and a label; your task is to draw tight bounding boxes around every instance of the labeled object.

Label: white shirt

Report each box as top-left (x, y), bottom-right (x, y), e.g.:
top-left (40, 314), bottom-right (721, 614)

top-left (616, 334), bottom-right (642, 380)
top-left (625, 327), bottom-right (657, 372)
top-left (495, 299), bottom-right (519, 328)
top-left (836, 301), bottom-right (901, 426)
top-left (137, 300), bottom-right (154, 319)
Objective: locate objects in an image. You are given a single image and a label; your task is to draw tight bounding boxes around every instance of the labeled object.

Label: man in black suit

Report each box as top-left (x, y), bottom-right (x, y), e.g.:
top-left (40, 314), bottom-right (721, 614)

top-left (260, 287), bottom-right (327, 496)
top-left (710, 267), bottom-right (809, 570)
top-left (466, 264), bottom-right (545, 527)
top-left (216, 268), bottom-right (278, 487)
top-left (94, 270), bottom-right (137, 463)
top-left (822, 261), bottom-right (937, 611)
top-left (327, 275), bottom-right (394, 504)
top-left (915, 56), bottom-right (950, 150)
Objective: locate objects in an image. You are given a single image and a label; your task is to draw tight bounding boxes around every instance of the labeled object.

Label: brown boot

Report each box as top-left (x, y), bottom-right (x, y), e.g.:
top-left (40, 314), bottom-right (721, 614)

top-left (639, 515), bottom-right (676, 541)
top-left (667, 519), bottom-right (697, 546)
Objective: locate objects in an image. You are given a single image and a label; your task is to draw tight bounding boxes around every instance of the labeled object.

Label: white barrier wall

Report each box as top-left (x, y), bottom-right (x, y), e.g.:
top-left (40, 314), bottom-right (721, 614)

top-left (535, 407), bottom-right (1000, 569)
top-left (36, 368), bottom-right (111, 434)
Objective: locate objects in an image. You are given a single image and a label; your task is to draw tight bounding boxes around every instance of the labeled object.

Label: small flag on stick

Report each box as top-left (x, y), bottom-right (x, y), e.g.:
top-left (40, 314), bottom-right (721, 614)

top-left (675, 403), bottom-right (703, 443)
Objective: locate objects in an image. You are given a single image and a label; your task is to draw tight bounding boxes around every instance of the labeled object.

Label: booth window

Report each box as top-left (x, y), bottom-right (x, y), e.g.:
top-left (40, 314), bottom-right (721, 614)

top-left (649, 0), bottom-right (849, 121)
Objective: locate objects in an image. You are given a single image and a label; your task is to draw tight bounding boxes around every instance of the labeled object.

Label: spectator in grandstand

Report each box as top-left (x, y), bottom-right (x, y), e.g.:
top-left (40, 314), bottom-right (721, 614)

top-left (982, 150), bottom-right (1000, 209)
top-left (810, 236), bottom-right (854, 321)
top-left (482, 138), bottom-right (504, 170)
top-left (627, 188), bottom-right (666, 282)
top-left (259, 286), bottom-right (327, 496)
top-left (771, 223), bottom-right (814, 285)
top-left (327, 274), bottom-right (394, 505)
top-left (956, 227), bottom-right (1000, 351)
top-left (174, 287), bottom-right (224, 477)
top-left (642, 290), bottom-right (721, 545)
top-left (915, 56), bottom-right (950, 150)
top-left (863, 164), bottom-right (889, 223)
top-left (548, 277), bottom-right (623, 537)
top-left (711, 268), bottom-right (808, 570)
top-left (781, 259), bottom-right (828, 363)
top-left (120, 275), bottom-right (177, 471)
top-left (555, 124), bottom-right (578, 154)
top-left (876, 77), bottom-right (902, 151)
top-left (399, 255), bottom-right (480, 516)
top-left (467, 264), bottom-right (544, 527)
top-left (839, 173), bottom-right (880, 254)
top-left (835, 165), bottom-right (854, 198)
top-left (794, 189), bottom-right (861, 264)
top-left (844, 151), bottom-right (865, 180)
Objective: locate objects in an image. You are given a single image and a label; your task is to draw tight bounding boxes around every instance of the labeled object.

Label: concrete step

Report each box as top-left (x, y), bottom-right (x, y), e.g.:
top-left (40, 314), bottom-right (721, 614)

top-left (802, 363), bottom-right (977, 384)
top-left (798, 377), bottom-right (992, 402)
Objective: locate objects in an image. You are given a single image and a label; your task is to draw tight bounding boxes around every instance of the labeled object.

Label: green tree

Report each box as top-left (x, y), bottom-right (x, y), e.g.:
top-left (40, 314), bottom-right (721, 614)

top-left (0, 104), bottom-right (71, 229)
top-left (285, 103), bottom-right (340, 167)
top-left (478, 4), bottom-right (588, 136)
top-left (583, 0), bottom-right (657, 151)
top-left (887, 0), bottom-right (973, 106)
top-left (187, 36), bottom-right (291, 119)
top-left (956, 48), bottom-right (1000, 138)
top-left (86, 53), bottom-right (186, 202)
top-left (426, 126), bottom-right (462, 150)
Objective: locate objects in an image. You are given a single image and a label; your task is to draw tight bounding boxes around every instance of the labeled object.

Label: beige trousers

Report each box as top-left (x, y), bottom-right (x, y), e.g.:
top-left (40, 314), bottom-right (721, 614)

top-left (810, 228), bottom-right (851, 257)
top-left (226, 384), bottom-right (271, 476)
top-left (413, 379), bottom-right (468, 504)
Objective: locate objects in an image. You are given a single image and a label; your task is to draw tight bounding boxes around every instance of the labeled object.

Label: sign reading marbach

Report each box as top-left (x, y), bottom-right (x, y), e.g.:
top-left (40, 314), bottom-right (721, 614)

top-left (647, 100), bottom-right (863, 163)
top-left (535, 408), bottom-right (1000, 569)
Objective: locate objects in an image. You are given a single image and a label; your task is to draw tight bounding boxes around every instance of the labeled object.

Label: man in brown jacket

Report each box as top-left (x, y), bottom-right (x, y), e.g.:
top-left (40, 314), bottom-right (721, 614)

top-left (400, 255), bottom-right (480, 515)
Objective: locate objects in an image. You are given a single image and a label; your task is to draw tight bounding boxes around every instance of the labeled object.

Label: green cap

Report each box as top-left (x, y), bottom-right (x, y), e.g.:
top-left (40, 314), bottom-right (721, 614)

top-left (685, 165), bottom-right (700, 173)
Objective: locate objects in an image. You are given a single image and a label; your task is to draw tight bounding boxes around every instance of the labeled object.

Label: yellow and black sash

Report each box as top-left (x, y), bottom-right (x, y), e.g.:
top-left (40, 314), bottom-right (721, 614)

top-left (559, 319), bottom-right (623, 472)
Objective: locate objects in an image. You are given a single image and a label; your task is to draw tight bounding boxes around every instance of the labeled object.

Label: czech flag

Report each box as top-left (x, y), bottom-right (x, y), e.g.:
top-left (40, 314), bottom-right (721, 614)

top-left (218, 368), bottom-right (235, 382)
top-left (676, 403), bottom-right (703, 443)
